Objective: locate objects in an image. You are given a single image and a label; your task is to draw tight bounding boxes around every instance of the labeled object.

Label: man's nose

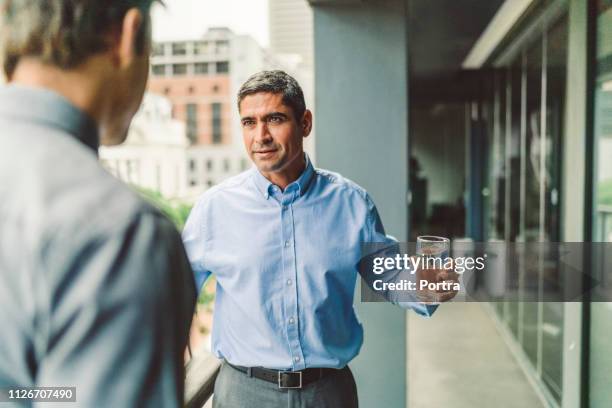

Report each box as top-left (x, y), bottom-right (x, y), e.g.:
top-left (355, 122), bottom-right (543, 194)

top-left (255, 122), bottom-right (273, 144)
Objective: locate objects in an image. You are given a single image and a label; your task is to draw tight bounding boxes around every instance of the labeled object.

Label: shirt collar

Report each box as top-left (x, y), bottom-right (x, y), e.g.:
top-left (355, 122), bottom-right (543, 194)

top-left (0, 84), bottom-right (100, 152)
top-left (251, 153), bottom-right (316, 200)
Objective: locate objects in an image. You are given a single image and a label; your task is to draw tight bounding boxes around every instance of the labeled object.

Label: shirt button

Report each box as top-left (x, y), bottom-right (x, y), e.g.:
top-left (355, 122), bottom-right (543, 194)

top-left (294, 356), bottom-right (300, 362)
top-left (286, 279), bottom-right (292, 286)
top-left (282, 205), bottom-right (288, 211)
top-left (284, 240), bottom-right (291, 247)
top-left (288, 317), bottom-right (295, 324)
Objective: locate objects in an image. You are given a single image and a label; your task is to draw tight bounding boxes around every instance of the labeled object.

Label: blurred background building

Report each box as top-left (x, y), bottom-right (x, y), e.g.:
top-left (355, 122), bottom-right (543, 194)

top-left (99, 93), bottom-right (189, 200)
top-left (149, 27), bottom-right (233, 146)
top-left (269, 0), bottom-right (314, 70)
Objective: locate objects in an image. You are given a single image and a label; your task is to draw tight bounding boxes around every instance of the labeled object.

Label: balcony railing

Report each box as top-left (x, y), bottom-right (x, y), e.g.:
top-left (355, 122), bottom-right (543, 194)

top-left (184, 349), bottom-right (221, 408)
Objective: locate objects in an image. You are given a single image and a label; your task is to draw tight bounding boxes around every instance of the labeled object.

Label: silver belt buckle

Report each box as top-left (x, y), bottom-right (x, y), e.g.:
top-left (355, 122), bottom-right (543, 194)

top-left (278, 370), bottom-right (302, 389)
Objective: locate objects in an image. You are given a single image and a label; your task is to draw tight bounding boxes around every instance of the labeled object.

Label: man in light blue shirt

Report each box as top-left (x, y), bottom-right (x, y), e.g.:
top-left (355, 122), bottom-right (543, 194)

top-left (182, 71), bottom-right (453, 408)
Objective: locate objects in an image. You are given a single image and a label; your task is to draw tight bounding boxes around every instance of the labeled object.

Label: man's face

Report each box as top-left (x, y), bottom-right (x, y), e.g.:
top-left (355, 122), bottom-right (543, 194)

top-left (239, 92), bottom-right (309, 174)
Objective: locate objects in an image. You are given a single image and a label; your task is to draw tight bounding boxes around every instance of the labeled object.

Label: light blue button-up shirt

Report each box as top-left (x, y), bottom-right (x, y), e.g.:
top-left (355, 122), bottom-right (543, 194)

top-left (182, 155), bottom-right (436, 371)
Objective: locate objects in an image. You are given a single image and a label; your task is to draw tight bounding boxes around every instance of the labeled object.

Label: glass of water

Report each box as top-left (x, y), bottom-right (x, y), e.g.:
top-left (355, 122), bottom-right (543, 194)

top-left (416, 236), bottom-right (455, 302)
top-left (416, 235), bottom-right (450, 258)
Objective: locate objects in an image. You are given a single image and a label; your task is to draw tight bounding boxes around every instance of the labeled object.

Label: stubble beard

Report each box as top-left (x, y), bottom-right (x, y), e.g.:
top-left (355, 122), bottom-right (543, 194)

top-left (256, 152), bottom-right (288, 173)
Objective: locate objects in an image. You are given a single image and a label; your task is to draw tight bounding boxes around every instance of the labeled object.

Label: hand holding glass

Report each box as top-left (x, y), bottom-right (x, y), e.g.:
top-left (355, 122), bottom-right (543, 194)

top-left (415, 236), bottom-right (459, 303)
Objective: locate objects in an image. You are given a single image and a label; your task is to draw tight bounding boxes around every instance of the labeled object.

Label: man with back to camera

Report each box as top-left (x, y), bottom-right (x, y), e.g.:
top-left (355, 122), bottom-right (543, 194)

top-left (0, 1), bottom-right (196, 406)
top-left (182, 70), bottom-right (457, 408)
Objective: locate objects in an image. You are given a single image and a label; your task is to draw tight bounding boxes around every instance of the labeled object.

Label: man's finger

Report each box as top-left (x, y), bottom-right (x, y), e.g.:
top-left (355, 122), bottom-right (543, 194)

top-left (435, 290), bottom-right (458, 302)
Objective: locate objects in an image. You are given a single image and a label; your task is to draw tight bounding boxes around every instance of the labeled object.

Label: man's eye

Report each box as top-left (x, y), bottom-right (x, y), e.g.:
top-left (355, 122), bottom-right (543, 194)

top-left (242, 120), bottom-right (255, 126)
top-left (269, 116), bottom-right (283, 123)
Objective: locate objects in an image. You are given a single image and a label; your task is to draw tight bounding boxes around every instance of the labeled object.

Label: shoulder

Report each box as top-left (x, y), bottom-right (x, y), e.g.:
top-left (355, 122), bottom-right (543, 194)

top-left (37, 145), bottom-right (178, 255)
top-left (313, 167), bottom-right (374, 208)
top-left (190, 170), bottom-right (253, 210)
top-left (0, 118), bottom-right (183, 278)
top-left (32, 162), bottom-right (186, 291)
top-left (59, 175), bottom-right (178, 251)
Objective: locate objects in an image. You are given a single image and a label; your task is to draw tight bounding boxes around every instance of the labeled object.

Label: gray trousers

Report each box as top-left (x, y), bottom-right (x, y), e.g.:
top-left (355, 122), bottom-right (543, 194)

top-left (212, 362), bottom-right (359, 408)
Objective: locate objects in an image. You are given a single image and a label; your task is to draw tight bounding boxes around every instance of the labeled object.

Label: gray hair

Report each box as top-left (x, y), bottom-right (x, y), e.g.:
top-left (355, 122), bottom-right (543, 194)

top-left (1, 0), bottom-right (161, 79)
top-left (237, 70), bottom-right (306, 119)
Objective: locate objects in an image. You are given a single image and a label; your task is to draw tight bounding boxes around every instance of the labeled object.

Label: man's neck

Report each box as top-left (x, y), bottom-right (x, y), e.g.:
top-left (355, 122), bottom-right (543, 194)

top-left (10, 58), bottom-right (108, 126)
top-left (261, 154), bottom-right (306, 191)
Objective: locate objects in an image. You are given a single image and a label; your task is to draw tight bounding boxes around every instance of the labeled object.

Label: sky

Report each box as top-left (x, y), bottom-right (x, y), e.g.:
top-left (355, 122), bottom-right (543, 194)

top-left (152, 0), bottom-right (270, 47)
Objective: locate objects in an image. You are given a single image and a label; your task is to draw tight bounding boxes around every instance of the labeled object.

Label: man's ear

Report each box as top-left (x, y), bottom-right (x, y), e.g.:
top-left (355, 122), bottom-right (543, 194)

top-left (302, 109), bottom-right (313, 138)
top-left (115, 8), bottom-right (144, 69)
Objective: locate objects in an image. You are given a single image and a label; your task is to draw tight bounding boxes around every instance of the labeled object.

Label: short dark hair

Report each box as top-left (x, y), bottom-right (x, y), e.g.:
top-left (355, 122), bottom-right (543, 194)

top-left (237, 70), bottom-right (306, 120)
top-left (1, 0), bottom-right (161, 78)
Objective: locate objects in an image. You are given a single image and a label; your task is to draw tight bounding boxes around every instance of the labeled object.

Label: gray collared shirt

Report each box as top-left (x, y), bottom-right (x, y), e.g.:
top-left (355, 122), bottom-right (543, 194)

top-left (0, 84), bottom-right (196, 407)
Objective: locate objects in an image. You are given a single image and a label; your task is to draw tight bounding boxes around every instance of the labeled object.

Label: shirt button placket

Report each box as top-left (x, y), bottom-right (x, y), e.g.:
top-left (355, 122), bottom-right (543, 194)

top-left (281, 193), bottom-right (303, 369)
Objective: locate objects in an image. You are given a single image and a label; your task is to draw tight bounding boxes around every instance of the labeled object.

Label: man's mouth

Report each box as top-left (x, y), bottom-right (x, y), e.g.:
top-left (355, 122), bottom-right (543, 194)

top-left (254, 149), bottom-right (277, 155)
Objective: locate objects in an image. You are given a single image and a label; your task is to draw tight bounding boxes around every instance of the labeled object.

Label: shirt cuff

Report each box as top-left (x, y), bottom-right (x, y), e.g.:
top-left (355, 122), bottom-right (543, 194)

top-left (399, 302), bottom-right (439, 317)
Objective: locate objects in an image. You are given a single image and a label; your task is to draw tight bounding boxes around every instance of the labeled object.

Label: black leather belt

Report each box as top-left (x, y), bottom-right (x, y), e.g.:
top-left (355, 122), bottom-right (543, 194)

top-left (226, 361), bottom-right (340, 389)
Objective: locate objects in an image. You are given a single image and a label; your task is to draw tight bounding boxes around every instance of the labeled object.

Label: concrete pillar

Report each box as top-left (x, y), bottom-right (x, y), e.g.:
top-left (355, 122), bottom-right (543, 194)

top-left (311, 1), bottom-right (409, 407)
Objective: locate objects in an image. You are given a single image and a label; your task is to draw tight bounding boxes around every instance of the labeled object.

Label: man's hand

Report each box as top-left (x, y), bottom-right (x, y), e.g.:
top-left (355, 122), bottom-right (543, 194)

top-left (415, 264), bottom-right (460, 304)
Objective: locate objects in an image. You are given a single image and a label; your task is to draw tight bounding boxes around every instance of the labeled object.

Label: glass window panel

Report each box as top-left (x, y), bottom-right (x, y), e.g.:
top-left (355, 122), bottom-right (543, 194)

top-left (483, 70), bottom-right (509, 318)
top-left (152, 65), bottom-right (165, 76)
top-left (483, 73), bottom-right (494, 241)
top-left (172, 64), bottom-right (187, 76)
top-left (493, 71), bottom-right (507, 241)
top-left (216, 40), bottom-right (230, 53)
top-left (152, 43), bottom-right (165, 57)
top-left (195, 41), bottom-right (209, 55)
top-left (521, 34), bottom-right (543, 368)
top-left (195, 63), bottom-right (208, 74)
top-left (172, 42), bottom-right (187, 56)
top-left (540, 14), bottom-right (568, 404)
top-left (490, 9), bottom-right (568, 406)
top-left (216, 61), bottom-right (230, 74)
top-left (212, 103), bottom-right (222, 144)
top-left (507, 56), bottom-right (523, 339)
top-left (186, 104), bottom-right (198, 144)
top-left (591, 2), bottom-right (612, 407)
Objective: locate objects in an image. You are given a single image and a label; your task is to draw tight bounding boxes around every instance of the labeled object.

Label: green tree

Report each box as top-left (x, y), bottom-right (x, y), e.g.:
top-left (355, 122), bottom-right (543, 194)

top-left (598, 179), bottom-right (612, 206)
top-left (134, 186), bottom-right (192, 230)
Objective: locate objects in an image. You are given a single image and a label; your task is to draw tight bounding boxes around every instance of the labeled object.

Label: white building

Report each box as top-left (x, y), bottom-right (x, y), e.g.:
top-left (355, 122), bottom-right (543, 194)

top-left (186, 145), bottom-right (252, 190)
top-left (99, 93), bottom-right (191, 200)
top-left (269, 0), bottom-right (314, 70)
top-left (98, 89), bottom-right (255, 204)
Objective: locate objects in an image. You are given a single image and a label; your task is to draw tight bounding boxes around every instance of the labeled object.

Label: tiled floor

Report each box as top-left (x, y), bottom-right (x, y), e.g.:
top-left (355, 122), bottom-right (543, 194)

top-left (408, 303), bottom-right (546, 408)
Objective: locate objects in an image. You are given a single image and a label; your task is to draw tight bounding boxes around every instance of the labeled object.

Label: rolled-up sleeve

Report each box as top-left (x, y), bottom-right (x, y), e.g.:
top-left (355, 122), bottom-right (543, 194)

top-left (398, 302), bottom-right (439, 317)
top-left (364, 194), bottom-right (438, 318)
top-left (37, 212), bottom-right (196, 408)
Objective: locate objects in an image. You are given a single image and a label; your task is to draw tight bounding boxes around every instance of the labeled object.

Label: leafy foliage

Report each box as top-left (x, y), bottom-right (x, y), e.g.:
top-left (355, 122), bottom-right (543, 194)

top-left (133, 186), bottom-right (193, 230)
top-left (598, 179), bottom-right (612, 206)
